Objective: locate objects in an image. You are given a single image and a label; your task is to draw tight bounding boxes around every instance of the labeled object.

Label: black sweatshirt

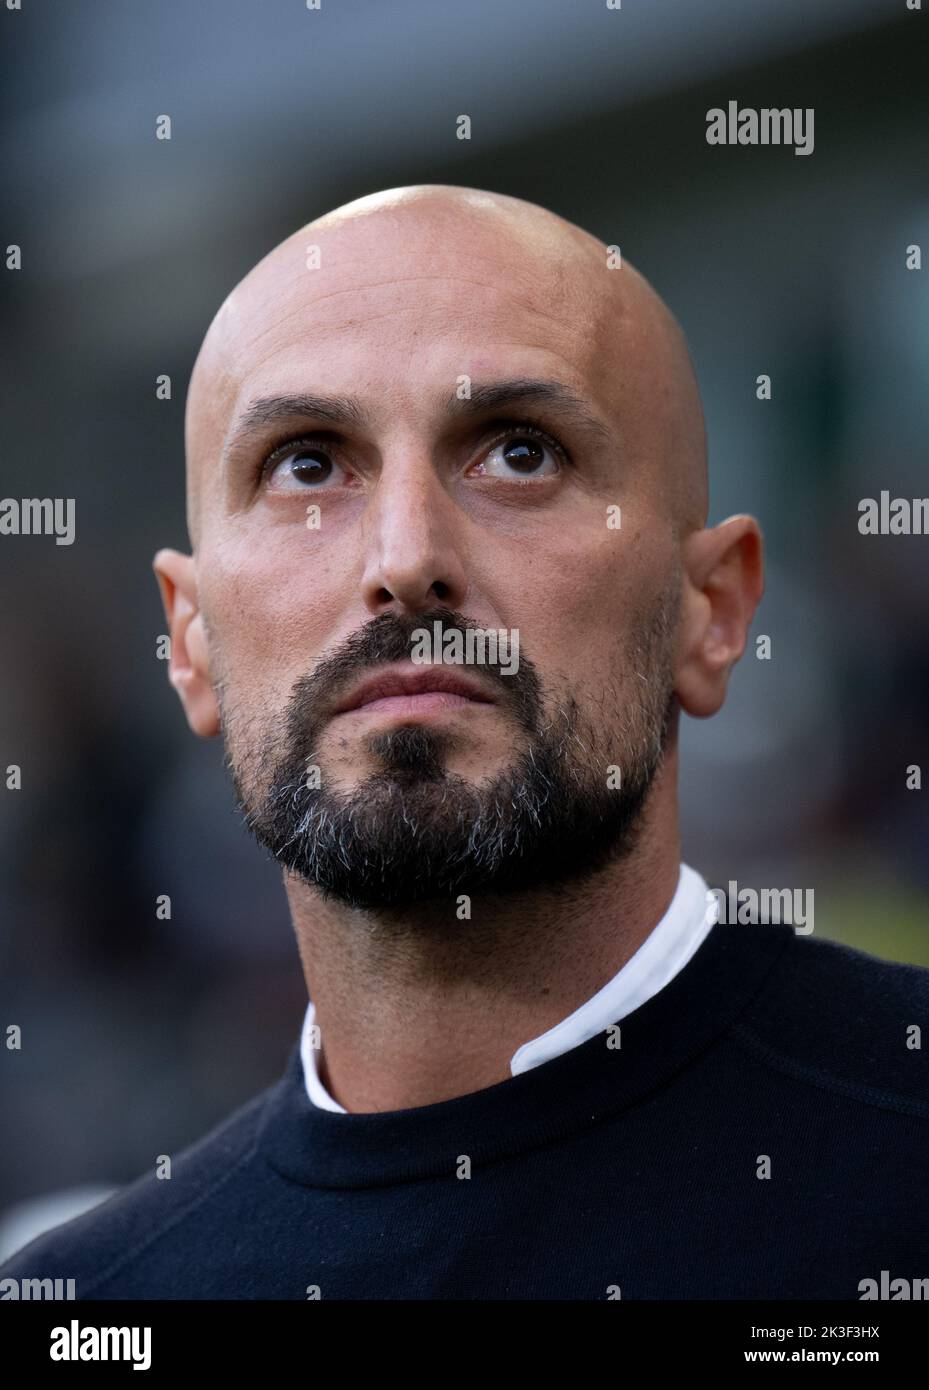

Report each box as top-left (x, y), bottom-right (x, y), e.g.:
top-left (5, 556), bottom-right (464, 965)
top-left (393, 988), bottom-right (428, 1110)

top-left (2, 920), bottom-right (928, 1300)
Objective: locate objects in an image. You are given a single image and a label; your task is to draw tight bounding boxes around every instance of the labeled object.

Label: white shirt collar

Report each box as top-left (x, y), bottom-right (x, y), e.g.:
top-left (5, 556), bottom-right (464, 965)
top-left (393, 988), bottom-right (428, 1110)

top-left (300, 861), bottom-right (716, 1113)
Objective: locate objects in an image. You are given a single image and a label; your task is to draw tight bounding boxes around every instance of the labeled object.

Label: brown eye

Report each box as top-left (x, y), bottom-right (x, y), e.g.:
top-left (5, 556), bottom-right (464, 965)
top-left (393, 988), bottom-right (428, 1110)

top-left (266, 446), bottom-right (349, 490)
top-left (501, 437), bottom-right (547, 472)
top-left (472, 430), bottom-right (563, 479)
top-left (291, 452), bottom-right (332, 484)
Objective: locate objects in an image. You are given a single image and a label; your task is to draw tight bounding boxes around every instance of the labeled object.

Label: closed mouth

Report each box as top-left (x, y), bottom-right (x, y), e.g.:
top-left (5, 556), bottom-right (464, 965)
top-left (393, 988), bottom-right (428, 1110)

top-left (332, 664), bottom-right (497, 716)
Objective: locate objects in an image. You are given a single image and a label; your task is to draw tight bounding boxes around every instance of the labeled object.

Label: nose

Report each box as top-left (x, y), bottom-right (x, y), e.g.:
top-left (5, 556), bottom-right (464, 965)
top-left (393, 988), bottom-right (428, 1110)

top-left (359, 451), bottom-right (469, 617)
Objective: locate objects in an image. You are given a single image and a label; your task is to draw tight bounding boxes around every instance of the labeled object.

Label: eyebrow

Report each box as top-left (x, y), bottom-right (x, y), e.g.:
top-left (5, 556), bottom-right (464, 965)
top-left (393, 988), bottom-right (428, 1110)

top-left (222, 377), bottom-right (615, 462)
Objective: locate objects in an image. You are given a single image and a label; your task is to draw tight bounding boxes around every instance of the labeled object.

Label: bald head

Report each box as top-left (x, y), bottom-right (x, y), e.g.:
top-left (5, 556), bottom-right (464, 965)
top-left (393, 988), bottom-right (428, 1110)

top-left (157, 183), bottom-right (762, 917)
top-left (184, 184), bottom-right (707, 551)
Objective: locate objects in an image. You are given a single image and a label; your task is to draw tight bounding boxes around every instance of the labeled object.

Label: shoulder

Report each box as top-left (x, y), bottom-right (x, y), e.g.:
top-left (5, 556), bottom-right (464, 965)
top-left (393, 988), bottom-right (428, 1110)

top-left (0, 1076), bottom-right (275, 1298)
top-left (733, 928), bottom-right (929, 1115)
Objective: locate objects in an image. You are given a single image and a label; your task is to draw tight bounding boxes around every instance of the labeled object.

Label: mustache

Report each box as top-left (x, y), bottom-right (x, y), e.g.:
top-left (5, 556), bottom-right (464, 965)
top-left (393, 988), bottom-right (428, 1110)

top-left (283, 606), bottom-right (542, 743)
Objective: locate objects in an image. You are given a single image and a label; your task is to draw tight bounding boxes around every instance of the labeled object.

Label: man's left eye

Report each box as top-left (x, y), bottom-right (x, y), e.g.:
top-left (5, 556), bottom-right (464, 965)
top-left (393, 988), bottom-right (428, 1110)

top-left (472, 432), bottom-right (562, 479)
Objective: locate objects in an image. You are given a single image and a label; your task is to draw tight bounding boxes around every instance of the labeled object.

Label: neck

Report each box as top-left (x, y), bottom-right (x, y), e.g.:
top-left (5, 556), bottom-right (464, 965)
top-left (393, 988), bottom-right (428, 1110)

top-left (287, 765), bottom-right (681, 1113)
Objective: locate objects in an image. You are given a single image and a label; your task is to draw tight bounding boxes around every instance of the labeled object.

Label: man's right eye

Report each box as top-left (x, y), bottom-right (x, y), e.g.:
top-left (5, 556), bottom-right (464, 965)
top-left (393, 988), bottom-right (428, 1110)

top-left (264, 443), bottom-right (352, 490)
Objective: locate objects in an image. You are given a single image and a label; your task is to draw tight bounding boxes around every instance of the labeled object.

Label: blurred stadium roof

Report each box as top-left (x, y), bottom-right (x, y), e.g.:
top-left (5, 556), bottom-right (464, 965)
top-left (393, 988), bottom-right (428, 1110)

top-left (2, 0), bottom-right (889, 283)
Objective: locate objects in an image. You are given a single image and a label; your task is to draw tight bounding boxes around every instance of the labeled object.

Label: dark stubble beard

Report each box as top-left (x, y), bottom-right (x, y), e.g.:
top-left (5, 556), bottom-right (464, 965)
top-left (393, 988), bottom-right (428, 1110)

top-left (221, 586), bottom-right (680, 912)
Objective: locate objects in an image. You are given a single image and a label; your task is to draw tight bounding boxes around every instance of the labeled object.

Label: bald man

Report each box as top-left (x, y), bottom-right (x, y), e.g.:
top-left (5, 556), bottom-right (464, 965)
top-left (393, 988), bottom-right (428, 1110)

top-left (3, 186), bottom-right (927, 1301)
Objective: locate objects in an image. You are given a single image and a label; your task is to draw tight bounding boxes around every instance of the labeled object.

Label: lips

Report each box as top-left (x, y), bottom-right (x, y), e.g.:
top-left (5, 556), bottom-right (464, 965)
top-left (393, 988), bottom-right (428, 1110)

top-left (333, 664), bottom-right (497, 716)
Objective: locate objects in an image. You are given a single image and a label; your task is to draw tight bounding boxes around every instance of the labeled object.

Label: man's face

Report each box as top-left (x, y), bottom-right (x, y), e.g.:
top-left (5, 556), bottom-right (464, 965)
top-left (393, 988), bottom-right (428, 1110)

top-left (187, 196), bottom-right (686, 909)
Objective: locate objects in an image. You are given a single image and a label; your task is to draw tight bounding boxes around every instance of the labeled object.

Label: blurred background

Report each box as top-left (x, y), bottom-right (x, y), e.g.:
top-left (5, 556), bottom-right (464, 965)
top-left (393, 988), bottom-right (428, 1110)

top-left (1, 0), bottom-right (927, 1254)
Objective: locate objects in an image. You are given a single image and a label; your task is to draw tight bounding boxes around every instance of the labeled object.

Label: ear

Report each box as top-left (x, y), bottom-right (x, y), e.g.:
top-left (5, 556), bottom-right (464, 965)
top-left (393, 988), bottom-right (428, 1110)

top-left (152, 548), bottom-right (220, 737)
top-left (675, 515), bottom-right (764, 719)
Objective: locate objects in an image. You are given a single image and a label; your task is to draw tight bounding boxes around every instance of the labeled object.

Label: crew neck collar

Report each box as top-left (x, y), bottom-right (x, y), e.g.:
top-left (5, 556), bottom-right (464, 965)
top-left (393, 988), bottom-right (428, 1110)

top-left (302, 862), bottom-right (716, 1111)
top-left (257, 919), bottom-right (794, 1190)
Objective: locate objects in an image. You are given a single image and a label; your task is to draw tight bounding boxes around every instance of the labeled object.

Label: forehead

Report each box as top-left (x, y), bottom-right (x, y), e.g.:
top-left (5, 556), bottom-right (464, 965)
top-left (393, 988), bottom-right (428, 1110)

top-left (202, 209), bottom-right (621, 436)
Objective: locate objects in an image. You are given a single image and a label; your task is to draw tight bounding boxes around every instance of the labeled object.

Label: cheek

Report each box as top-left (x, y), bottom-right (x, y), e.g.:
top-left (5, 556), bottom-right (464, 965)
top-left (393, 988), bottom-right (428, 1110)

top-left (509, 532), bottom-right (636, 662)
top-left (199, 531), bottom-right (351, 687)
top-left (510, 525), bottom-right (673, 707)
